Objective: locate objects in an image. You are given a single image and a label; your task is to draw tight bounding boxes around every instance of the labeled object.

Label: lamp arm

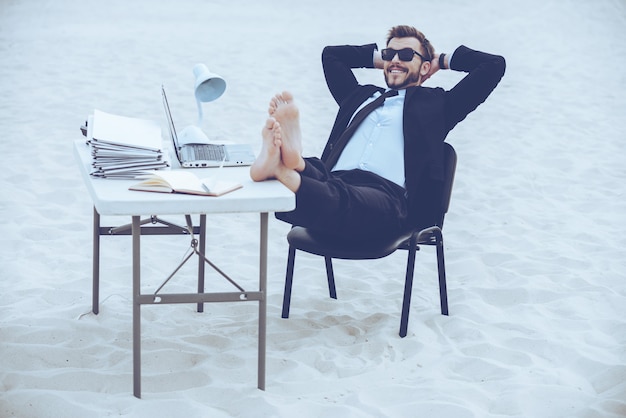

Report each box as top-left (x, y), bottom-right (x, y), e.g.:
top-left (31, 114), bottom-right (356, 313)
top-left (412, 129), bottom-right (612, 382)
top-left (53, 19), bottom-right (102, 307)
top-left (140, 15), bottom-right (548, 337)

top-left (196, 98), bottom-right (204, 126)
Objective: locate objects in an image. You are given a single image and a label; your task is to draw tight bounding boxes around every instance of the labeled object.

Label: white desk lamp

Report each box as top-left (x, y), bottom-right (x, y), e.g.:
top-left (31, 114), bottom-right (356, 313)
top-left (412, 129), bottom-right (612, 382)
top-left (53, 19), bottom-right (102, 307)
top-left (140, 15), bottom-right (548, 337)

top-left (179, 63), bottom-right (226, 143)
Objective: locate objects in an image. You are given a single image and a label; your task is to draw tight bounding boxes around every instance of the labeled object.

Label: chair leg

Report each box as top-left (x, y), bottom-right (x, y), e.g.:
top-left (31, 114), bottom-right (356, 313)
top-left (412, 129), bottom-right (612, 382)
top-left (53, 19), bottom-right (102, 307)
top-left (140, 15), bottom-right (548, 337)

top-left (281, 246), bottom-right (297, 318)
top-left (325, 256), bottom-right (337, 299)
top-left (436, 236), bottom-right (449, 316)
top-left (399, 235), bottom-right (418, 338)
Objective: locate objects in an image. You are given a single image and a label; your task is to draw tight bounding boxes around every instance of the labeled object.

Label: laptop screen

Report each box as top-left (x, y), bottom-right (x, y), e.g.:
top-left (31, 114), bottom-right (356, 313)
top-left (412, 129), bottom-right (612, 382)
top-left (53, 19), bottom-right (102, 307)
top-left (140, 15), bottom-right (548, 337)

top-left (161, 85), bottom-right (183, 163)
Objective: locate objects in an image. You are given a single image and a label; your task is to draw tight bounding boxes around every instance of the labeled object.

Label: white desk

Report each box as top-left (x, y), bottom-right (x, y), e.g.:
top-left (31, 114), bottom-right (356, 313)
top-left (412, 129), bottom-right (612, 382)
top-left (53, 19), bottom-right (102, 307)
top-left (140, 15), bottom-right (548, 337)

top-left (73, 140), bottom-right (295, 398)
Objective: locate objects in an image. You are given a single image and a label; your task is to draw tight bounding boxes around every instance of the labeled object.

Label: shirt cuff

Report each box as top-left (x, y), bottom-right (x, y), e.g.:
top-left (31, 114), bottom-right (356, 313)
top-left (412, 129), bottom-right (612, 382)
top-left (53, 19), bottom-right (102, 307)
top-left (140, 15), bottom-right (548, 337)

top-left (447, 46), bottom-right (462, 70)
top-left (446, 50), bottom-right (456, 69)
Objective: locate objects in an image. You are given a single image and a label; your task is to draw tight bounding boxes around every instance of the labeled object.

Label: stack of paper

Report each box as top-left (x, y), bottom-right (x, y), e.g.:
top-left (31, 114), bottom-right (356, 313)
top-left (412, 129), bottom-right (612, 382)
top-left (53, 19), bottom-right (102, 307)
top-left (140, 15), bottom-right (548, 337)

top-left (87, 109), bottom-right (169, 179)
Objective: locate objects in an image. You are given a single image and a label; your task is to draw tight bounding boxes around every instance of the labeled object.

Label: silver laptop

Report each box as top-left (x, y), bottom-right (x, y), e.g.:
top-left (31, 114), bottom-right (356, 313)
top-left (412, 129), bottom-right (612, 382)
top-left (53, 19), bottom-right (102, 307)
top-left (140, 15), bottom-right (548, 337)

top-left (161, 85), bottom-right (256, 168)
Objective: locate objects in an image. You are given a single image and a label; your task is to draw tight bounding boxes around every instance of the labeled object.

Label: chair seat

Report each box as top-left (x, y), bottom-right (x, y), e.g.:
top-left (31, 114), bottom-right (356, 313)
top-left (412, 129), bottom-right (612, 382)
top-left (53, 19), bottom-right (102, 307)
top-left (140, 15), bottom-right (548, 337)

top-left (287, 226), bottom-right (415, 260)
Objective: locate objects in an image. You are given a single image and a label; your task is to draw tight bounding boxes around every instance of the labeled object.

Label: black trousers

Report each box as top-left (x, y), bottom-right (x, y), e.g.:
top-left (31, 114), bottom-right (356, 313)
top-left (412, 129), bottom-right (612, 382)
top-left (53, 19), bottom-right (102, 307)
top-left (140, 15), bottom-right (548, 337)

top-left (276, 157), bottom-right (410, 240)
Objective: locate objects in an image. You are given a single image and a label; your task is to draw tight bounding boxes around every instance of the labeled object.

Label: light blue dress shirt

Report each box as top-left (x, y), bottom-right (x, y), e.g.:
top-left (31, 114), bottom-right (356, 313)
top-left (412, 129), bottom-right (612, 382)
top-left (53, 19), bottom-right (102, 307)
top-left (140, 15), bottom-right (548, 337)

top-left (332, 89), bottom-right (407, 188)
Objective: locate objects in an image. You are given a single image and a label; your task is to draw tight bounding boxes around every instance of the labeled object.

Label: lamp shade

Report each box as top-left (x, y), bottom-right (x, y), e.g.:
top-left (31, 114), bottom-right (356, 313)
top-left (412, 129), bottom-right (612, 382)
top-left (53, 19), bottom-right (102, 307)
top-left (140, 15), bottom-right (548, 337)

top-left (193, 63), bottom-right (226, 102)
top-left (179, 63), bottom-right (227, 143)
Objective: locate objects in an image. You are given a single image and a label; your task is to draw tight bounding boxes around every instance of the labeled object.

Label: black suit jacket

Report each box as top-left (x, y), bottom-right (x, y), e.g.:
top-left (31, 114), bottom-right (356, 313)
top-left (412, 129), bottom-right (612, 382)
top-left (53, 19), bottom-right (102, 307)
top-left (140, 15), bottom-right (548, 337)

top-left (320, 43), bottom-right (506, 229)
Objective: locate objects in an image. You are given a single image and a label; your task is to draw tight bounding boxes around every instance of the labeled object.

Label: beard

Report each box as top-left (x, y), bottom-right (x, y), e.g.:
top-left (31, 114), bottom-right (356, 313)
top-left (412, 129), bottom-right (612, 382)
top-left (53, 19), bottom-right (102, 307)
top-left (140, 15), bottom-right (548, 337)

top-left (384, 69), bottom-right (421, 89)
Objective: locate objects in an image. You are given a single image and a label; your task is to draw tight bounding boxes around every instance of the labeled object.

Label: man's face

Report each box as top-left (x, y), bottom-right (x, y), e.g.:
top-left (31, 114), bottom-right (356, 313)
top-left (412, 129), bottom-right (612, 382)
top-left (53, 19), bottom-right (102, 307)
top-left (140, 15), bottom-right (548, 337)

top-left (383, 37), bottom-right (430, 89)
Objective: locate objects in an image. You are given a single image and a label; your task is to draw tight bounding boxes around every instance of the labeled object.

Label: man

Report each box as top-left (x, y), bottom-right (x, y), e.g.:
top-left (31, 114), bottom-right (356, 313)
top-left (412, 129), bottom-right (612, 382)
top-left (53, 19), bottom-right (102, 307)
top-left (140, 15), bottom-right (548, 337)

top-left (250, 25), bottom-right (505, 241)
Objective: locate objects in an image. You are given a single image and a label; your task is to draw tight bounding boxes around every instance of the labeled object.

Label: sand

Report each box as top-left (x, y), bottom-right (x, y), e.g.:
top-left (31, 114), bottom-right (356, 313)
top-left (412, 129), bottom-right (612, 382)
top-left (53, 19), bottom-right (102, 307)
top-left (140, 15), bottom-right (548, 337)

top-left (1, 0), bottom-right (625, 417)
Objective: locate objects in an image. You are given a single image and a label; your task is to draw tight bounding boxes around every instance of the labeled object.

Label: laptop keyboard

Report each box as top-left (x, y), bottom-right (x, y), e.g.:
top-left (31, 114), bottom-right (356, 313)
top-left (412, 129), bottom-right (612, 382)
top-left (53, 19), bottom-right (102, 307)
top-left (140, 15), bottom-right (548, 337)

top-left (192, 144), bottom-right (225, 161)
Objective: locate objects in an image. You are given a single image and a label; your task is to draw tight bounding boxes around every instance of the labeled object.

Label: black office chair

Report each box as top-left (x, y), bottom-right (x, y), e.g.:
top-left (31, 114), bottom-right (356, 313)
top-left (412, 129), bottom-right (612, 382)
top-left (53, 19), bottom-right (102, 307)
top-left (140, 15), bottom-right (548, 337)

top-left (281, 142), bottom-right (457, 337)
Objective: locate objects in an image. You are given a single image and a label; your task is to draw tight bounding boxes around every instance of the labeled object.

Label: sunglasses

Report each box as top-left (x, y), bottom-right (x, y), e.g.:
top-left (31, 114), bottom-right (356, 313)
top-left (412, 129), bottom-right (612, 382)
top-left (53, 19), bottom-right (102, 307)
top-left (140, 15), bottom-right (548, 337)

top-left (381, 48), bottom-right (429, 62)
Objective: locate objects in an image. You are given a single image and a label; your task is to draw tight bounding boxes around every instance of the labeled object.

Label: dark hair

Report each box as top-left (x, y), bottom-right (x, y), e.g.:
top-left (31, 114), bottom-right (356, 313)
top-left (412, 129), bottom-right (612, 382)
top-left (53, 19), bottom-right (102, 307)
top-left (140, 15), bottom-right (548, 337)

top-left (386, 25), bottom-right (434, 61)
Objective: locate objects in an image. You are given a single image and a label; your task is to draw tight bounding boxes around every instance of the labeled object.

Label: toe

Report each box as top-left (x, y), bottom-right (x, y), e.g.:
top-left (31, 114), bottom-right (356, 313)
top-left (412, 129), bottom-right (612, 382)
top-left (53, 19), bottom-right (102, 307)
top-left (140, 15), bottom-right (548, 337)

top-left (281, 91), bottom-right (294, 103)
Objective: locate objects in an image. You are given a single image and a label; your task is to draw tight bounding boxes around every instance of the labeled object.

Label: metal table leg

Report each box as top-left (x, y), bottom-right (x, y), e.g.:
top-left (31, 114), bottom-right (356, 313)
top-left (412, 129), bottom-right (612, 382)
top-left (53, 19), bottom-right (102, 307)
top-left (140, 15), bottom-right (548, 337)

top-left (258, 212), bottom-right (267, 390)
top-left (132, 216), bottom-right (142, 398)
top-left (92, 207), bottom-right (100, 315)
top-left (197, 214), bottom-right (207, 312)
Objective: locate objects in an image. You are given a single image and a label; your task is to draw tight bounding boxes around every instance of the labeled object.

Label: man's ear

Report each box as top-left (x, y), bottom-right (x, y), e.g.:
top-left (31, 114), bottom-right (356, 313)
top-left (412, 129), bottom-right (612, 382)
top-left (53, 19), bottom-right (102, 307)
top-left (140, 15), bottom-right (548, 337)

top-left (420, 60), bottom-right (431, 75)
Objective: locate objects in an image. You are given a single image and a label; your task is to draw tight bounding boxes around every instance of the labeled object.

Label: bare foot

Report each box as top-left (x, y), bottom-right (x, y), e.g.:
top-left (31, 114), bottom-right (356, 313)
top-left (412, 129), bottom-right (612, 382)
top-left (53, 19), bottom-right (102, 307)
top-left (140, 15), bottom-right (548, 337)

top-left (250, 118), bottom-right (283, 182)
top-left (268, 91), bottom-right (303, 170)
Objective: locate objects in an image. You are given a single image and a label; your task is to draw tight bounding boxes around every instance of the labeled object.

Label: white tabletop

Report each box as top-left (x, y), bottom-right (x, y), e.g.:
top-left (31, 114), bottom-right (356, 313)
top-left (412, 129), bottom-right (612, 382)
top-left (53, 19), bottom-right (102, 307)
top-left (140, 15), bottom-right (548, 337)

top-left (73, 140), bottom-right (295, 216)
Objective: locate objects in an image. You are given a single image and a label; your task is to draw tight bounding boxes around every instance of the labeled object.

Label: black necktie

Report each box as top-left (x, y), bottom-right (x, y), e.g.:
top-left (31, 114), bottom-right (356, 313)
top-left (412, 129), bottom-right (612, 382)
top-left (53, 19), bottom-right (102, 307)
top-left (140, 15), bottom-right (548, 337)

top-left (325, 89), bottom-right (399, 169)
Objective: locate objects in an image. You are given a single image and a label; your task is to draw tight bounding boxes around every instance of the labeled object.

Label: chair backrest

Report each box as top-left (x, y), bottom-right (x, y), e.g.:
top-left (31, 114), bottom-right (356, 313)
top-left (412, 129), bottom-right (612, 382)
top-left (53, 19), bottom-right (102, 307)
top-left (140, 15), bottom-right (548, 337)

top-left (436, 142), bottom-right (457, 228)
